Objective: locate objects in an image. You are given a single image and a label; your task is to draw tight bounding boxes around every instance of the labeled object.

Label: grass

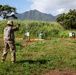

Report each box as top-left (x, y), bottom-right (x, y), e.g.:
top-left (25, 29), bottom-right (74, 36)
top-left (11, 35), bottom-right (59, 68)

top-left (0, 38), bottom-right (76, 75)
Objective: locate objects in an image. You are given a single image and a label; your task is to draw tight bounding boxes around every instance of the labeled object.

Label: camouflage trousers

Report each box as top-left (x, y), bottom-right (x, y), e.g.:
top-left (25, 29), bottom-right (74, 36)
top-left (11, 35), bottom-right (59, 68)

top-left (1, 40), bottom-right (16, 63)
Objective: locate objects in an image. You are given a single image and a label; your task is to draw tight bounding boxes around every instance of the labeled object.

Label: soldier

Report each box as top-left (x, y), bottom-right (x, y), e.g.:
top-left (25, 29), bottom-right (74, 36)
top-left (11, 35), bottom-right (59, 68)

top-left (1, 20), bottom-right (20, 63)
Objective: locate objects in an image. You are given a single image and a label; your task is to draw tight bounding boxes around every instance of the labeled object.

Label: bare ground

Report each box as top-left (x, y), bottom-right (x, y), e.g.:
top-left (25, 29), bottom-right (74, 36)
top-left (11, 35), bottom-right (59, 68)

top-left (42, 70), bottom-right (76, 75)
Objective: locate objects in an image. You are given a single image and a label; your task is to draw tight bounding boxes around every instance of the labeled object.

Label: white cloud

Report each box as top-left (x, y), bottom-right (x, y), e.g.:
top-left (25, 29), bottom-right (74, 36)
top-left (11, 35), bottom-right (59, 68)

top-left (57, 8), bottom-right (65, 14)
top-left (27, 0), bottom-right (76, 16)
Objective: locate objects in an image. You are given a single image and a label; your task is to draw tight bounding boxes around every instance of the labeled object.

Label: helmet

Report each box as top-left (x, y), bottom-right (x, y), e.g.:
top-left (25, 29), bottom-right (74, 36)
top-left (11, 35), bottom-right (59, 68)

top-left (7, 20), bottom-right (13, 26)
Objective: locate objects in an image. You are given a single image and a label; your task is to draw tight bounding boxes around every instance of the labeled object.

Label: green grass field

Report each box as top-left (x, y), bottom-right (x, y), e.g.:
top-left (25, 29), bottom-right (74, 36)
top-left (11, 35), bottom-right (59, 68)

top-left (0, 38), bottom-right (76, 75)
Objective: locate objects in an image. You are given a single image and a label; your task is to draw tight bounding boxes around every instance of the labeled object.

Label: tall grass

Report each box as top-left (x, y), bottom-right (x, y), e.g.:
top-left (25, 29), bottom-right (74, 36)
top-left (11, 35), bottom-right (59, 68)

top-left (0, 20), bottom-right (76, 39)
top-left (0, 20), bottom-right (68, 38)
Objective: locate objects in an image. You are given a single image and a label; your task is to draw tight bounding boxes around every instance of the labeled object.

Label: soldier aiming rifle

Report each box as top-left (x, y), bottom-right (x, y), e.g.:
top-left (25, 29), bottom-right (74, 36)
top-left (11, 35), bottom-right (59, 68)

top-left (1, 20), bottom-right (20, 63)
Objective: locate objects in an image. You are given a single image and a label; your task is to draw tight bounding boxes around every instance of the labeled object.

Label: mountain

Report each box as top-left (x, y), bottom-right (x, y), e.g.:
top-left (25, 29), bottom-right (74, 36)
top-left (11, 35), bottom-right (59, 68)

top-left (16, 10), bottom-right (56, 21)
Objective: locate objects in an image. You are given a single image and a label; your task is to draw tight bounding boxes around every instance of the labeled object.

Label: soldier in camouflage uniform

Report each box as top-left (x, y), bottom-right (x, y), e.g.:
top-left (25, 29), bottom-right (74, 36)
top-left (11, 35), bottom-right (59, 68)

top-left (1, 20), bottom-right (20, 63)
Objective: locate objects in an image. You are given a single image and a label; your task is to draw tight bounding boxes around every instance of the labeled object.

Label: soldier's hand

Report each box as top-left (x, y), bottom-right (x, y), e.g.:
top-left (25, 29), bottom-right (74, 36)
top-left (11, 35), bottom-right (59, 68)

top-left (18, 24), bottom-right (20, 27)
top-left (17, 24), bottom-right (20, 27)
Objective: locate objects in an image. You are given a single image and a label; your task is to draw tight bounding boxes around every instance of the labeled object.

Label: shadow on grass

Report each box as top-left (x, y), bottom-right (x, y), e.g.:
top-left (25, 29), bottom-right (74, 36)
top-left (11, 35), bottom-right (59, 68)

top-left (17, 59), bottom-right (48, 64)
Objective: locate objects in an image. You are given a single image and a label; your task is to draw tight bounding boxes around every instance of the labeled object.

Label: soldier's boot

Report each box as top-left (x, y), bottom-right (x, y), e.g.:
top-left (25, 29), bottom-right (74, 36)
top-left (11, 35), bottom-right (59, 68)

top-left (11, 51), bottom-right (16, 63)
top-left (1, 52), bottom-right (8, 63)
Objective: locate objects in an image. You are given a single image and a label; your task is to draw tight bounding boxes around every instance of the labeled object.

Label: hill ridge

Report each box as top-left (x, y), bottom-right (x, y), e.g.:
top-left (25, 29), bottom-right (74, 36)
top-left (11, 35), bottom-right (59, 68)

top-left (17, 10), bottom-right (56, 21)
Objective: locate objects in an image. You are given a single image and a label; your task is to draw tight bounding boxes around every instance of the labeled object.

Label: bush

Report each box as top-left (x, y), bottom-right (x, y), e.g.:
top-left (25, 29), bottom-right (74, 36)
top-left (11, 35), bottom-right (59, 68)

top-left (59, 30), bottom-right (69, 38)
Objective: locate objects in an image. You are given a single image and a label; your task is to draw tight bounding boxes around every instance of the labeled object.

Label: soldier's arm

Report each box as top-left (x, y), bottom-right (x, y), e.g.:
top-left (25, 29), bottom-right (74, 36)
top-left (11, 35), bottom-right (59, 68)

top-left (12, 26), bottom-right (19, 31)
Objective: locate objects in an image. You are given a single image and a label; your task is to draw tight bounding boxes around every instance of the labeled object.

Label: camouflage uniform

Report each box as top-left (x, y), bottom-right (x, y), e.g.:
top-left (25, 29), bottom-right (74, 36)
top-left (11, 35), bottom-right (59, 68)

top-left (1, 20), bottom-right (20, 63)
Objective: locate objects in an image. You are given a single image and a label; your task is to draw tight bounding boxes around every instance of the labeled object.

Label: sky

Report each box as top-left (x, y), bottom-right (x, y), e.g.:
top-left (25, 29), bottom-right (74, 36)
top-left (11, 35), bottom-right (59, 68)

top-left (0, 0), bottom-right (76, 16)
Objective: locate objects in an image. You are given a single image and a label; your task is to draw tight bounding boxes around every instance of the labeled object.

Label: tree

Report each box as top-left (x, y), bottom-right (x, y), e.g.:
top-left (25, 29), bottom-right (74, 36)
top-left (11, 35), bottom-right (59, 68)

top-left (0, 5), bottom-right (17, 19)
top-left (56, 9), bottom-right (76, 29)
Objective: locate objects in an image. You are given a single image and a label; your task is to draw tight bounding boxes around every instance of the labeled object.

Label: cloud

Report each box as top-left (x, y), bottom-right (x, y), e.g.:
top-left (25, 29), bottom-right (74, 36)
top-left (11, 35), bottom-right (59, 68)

top-left (56, 8), bottom-right (65, 14)
top-left (27, 0), bottom-right (76, 16)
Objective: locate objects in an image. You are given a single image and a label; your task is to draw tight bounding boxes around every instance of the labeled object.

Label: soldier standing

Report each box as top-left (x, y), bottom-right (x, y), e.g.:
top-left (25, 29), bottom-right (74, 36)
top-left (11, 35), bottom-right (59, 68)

top-left (1, 20), bottom-right (20, 63)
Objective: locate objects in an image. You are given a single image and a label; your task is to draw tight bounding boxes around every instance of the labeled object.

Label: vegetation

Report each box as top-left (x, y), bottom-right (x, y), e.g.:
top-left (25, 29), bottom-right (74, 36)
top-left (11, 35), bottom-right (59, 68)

top-left (0, 38), bottom-right (76, 75)
top-left (0, 4), bottom-right (76, 75)
top-left (0, 20), bottom-right (75, 38)
top-left (0, 5), bottom-right (16, 12)
top-left (0, 19), bottom-right (76, 74)
top-left (56, 9), bottom-right (76, 29)
top-left (0, 5), bottom-right (17, 19)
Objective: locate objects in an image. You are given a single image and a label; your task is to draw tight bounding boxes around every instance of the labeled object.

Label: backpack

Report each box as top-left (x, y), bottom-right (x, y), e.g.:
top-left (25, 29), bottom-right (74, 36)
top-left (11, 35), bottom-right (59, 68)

top-left (4, 26), bottom-right (12, 40)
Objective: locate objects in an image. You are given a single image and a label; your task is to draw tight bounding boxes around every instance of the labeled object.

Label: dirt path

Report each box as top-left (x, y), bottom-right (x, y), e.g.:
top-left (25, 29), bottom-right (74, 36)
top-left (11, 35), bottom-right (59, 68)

top-left (42, 70), bottom-right (76, 75)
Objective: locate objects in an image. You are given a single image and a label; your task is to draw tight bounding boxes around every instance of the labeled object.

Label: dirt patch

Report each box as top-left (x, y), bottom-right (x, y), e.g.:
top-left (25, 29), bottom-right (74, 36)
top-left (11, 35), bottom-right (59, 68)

top-left (42, 70), bottom-right (76, 75)
top-left (15, 38), bottom-right (23, 40)
top-left (0, 37), bottom-right (51, 41)
top-left (0, 37), bottom-right (3, 42)
top-left (26, 38), bottom-right (45, 42)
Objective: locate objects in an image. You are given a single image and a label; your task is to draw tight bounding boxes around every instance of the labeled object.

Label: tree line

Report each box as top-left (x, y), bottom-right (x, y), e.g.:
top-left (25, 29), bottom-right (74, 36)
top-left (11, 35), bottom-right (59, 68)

top-left (56, 9), bottom-right (76, 29)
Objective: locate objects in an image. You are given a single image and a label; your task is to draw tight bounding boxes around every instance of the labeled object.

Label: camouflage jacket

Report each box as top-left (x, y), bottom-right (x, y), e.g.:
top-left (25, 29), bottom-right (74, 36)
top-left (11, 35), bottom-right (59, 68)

top-left (4, 25), bottom-right (19, 41)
